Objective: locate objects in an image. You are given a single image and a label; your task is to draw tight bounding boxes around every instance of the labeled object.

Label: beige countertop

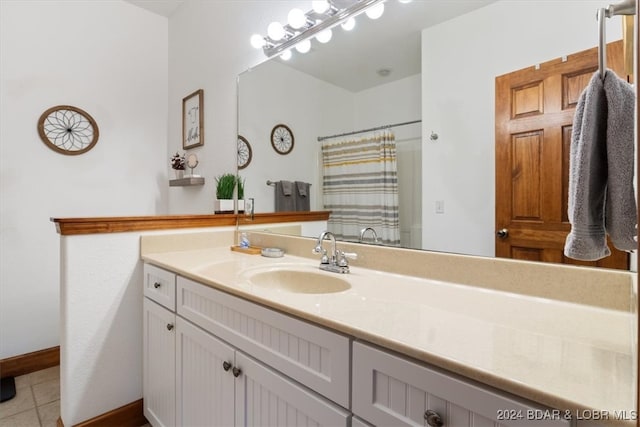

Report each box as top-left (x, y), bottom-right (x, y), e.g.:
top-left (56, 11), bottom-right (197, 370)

top-left (142, 244), bottom-right (636, 426)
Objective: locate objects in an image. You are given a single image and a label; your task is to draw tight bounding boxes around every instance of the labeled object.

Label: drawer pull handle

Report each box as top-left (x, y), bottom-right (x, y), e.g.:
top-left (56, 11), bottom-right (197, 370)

top-left (424, 410), bottom-right (443, 427)
top-left (153, 282), bottom-right (161, 289)
top-left (166, 323), bottom-right (174, 331)
top-left (222, 361), bottom-right (232, 372)
top-left (232, 367), bottom-right (242, 378)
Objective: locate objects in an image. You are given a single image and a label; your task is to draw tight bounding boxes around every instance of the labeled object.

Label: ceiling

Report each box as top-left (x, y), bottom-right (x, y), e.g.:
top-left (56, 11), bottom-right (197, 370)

top-left (123, 0), bottom-right (496, 92)
top-left (124, 0), bottom-right (184, 17)
top-left (277, 0), bottom-right (496, 92)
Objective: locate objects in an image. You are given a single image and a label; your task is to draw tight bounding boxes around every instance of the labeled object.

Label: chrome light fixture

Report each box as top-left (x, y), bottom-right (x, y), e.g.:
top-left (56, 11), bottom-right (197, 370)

top-left (250, 0), bottom-right (386, 58)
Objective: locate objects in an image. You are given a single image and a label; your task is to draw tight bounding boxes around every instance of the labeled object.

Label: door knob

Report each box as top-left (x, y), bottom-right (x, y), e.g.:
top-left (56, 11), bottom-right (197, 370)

top-left (424, 410), bottom-right (444, 427)
top-left (232, 367), bottom-right (242, 378)
top-left (496, 228), bottom-right (509, 239)
top-left (166, 323), bottom-right (174, 331)
top-left (222, 361), bottom-right (232, 372)
top-left (153, 282), bottom-right (161, 289)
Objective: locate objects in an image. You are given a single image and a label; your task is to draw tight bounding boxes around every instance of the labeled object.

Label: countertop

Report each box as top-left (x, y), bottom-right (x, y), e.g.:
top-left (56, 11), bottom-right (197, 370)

top-left (142, 246), bottom-right (636, 426)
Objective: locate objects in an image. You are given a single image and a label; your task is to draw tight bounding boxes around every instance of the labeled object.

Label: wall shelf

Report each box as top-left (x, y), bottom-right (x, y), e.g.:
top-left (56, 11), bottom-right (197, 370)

top-left (169, 177), bottom-right (205, 187)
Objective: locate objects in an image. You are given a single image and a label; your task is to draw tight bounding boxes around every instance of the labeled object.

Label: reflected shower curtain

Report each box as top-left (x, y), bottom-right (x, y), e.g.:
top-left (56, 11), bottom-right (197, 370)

top-left (321, 130), bottom-right (400, 246)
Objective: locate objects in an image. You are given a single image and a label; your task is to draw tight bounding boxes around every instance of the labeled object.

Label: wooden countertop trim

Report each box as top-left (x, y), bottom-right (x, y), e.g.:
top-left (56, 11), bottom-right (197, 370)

top-left (51, 211), bottom-right (331, 236)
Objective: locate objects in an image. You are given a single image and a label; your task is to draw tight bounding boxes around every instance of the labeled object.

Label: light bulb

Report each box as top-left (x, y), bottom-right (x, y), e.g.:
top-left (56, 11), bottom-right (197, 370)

top-left (250, 34), bottom-right (265, 49)
top-left (316, 28), bottom-right (332, 43)
top-left (287, 8), bottom-right (307, 29)
top-left (267, 21), bottom-right (285, 41)
top-left (341, 17), bottom-right (355, 31)
top-left (295, 39), bottom-right (311, 53)
top-left (280, 50), bottom-right (292, 61)
top-left (312, 0), bottom-right (330, 14)
top-left (365, 3), bottom-right (384, 19)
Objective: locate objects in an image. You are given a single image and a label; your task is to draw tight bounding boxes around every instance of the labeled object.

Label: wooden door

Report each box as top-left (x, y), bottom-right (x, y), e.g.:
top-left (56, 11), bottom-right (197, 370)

top-left (495, 41), bottom-right (630, 270)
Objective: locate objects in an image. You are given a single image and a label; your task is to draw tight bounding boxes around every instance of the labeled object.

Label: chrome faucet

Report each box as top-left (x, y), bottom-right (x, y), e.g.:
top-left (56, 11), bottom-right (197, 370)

top-left (313, 231), bottom-right (357, 274)
top-left (359, 227), bottom-right (379, 244)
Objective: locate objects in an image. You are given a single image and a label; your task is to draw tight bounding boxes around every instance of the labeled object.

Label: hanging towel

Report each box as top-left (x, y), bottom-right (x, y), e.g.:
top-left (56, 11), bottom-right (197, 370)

top-left (564, 70), bottom-right (637, 261)
top-left (275, 180), bottom-right (296, 212)
top-left (603, 70), bottom-right (637, 251)
top-left (295, 181), bottom-right (311, 211)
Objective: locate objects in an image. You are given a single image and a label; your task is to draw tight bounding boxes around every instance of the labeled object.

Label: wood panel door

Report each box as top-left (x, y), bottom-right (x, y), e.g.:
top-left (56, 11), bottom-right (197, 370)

top-left (495, 41), bottom-right (629, 270)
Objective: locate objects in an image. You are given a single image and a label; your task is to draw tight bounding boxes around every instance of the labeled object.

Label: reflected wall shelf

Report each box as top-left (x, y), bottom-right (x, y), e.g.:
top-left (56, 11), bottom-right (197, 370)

top-left (169, 177), bottom-right (205, 187)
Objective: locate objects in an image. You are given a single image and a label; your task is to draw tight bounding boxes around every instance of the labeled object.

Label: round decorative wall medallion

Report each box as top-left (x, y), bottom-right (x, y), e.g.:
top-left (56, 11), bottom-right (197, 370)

top-left (37, 105), bottom-right (99, 155)
top-left (270, 124), bottom-right (294, 155)
top-left (237, 135), bottom-right (252, 169)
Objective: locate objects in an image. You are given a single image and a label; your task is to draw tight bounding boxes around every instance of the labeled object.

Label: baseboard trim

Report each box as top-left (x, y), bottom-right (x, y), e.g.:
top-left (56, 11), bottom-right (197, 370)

top-left (0, 346), bottom-right (60, 379)
top-left (57, 399), bottom-right (147, 427)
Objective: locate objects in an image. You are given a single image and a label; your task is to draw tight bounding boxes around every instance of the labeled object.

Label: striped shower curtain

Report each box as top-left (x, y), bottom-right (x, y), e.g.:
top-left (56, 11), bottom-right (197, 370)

top-left (321, 130), bottom-right (400, 246)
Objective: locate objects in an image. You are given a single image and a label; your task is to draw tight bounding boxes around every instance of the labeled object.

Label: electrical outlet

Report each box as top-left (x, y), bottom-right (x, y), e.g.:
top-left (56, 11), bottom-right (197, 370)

top-left (435, 200), bottom-right (445, 214)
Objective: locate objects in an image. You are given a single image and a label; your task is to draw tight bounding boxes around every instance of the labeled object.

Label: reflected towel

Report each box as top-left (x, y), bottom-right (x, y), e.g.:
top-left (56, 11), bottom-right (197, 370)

top-left (295, 181), bottom-right (311, 211)
top-left (280, 180), bottom-right (293, 196)
top-left (275, 180), bottom-right (295, 212)
top-left (295, 181), bottom-right (307, 197)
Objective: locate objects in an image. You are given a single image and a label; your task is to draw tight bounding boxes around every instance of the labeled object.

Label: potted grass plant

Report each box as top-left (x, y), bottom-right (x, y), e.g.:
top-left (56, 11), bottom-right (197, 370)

top-left (214, 173), bottom-right (245, 213)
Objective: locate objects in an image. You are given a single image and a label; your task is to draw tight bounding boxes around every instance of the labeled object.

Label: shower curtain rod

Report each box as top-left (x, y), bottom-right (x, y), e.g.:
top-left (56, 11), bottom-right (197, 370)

top-left (317, 119), bottom-right (421, 142)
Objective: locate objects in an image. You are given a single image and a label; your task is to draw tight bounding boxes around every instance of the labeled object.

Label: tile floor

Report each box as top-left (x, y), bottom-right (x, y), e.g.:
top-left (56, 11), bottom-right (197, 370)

top-left (0, 366), bottom-right (151, 427)
top-left (0, 366), bottom-right (60, 427)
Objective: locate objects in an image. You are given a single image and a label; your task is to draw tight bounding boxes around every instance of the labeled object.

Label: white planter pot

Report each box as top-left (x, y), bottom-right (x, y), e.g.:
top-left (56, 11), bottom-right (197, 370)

top-left (214, 199), bottom-right (245, 214)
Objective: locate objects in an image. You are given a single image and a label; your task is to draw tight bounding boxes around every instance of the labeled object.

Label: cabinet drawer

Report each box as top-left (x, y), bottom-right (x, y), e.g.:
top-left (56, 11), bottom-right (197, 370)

top-left (352, 341), bottom-right (570, 427)
top-left (177, 276), bottom-right (351, 408)
top-left (143, 263), bottom-right (176, 310)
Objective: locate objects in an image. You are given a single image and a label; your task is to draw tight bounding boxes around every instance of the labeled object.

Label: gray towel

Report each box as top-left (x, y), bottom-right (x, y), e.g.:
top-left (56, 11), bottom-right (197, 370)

top-left (564, 70), bottom-right (636, 261)
top-left (275, 180), bottom-right (295, 212)
top-left (295, 181), bottom-right (310, 211)
top-left (603, 71), bottom-right (636, 251)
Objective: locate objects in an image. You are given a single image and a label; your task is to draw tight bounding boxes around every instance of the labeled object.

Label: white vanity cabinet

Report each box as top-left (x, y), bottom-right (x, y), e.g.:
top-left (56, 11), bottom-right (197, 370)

top-left (143, 264), bottom-right (351, 427)
top-left (352, 342), bottom-right (571, 427)
top-left (143, 298), bottom-right (176, 427)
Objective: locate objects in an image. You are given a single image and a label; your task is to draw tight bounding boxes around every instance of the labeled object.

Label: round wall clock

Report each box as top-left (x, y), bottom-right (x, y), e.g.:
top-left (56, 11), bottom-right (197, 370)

top-left (237, 135), bottom-right (252, 169)
top-left (270, 124), bottom-right (294, 155)
top-left (37, 105), bottom-right (99, 155)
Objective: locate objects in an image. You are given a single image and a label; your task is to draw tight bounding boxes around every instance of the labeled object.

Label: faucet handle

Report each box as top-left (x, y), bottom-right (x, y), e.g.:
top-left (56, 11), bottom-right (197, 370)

top-left (337, 251), bottom-right (357, 267)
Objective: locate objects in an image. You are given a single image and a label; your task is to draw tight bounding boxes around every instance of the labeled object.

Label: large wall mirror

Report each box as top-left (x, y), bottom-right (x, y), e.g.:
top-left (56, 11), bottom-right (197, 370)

top-left (237, 0), bottom-right (636, 271)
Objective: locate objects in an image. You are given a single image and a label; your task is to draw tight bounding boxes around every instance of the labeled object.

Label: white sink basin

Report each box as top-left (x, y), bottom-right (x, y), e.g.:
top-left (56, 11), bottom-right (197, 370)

top-left (245, 266), bottom-right (351, 294)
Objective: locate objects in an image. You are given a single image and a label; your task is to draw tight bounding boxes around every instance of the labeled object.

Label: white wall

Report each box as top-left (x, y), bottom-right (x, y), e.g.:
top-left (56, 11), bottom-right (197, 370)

top-left (0, 1), bottom-right (168, 359)
top-left (421, 0), bottom-right (622, 257)
top-left (239, 60), bottom-right (354, 213)
top-left (167, 0), bottom-right (309, 214)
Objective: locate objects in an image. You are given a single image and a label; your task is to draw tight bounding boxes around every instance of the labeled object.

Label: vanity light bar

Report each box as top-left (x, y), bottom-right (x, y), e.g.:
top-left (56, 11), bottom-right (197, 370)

top-left (261, 0), bottom-right (386, 58)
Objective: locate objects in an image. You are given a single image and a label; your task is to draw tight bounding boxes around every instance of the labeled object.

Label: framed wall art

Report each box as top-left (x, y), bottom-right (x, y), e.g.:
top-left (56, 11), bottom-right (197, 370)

top-left (182, 89), bottom-right (204, 149)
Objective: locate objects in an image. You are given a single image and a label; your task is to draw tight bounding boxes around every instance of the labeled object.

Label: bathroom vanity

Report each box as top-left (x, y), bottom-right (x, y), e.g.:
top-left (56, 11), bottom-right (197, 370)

top-left (140, 231), bottom-right (635, 427)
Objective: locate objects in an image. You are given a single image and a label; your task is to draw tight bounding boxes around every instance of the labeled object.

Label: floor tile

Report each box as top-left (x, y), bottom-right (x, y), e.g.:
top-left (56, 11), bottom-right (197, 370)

top-left (13, 374), bottom-right (31, 391)
top-left (0, 408), bottom-right (40, 427)
top-left (37, 400), bottom-right (60, 427)
top-left (0, 387), bottom-right (35, 419)
top-left (32, 379), bottom-right (60, 407)
top-left (28, 367), bottom-right (59, 387)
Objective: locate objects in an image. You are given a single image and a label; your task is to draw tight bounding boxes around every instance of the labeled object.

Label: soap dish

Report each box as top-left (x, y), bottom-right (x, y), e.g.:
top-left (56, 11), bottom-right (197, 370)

top-left (261, 247), bottom-right (285, 258)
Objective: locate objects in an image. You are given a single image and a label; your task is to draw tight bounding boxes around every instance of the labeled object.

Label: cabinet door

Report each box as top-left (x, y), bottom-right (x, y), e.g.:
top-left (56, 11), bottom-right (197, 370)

top-left (143, 298), bottom-right (176, 427)
top-left (234, 352), bottom-right (350, 427)
top-left (353, 342), bottom-right (570, 427)
top-left (178, 276), bottom-right (350, 407)
top-left (176, 317), bottom-right (235, 427)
